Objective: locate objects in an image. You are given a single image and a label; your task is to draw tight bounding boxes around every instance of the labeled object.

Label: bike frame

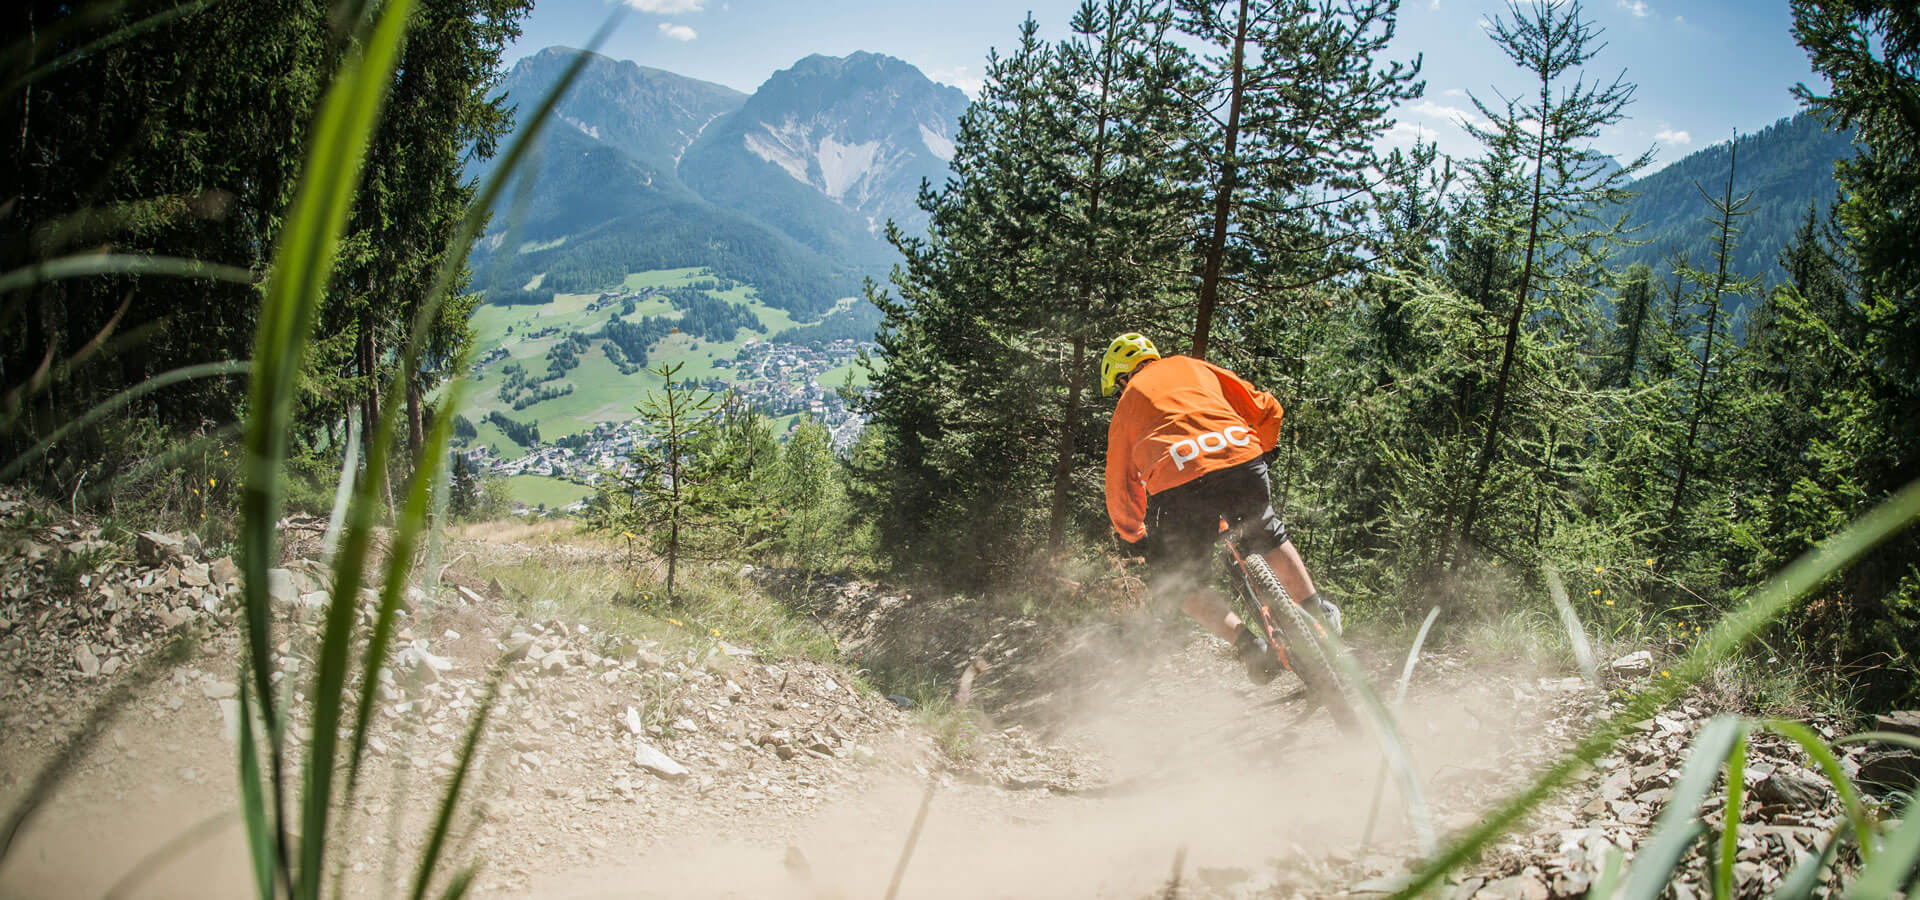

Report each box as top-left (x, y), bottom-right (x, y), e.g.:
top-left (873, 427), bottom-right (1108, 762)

top-left (1217, 517), bottom-right (1324, 676)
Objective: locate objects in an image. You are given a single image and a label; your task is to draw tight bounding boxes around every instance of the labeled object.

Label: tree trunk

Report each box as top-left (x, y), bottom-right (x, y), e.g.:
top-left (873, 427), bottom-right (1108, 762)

top-left (1667, 142), bottom-right (1740, 536)
top-left (1049, 331), bottom-right (1088, 553)
top-left (406, 373), bottom-right (424, 461)
top-left (1450, 81), bottom-right (1553, 569)
top-left (667, 426), bottom-right (681, 602)
top-left (1046, 21), bottom-right (1115, 553)
top-left (1192, 0), bottom-right (1249, 361)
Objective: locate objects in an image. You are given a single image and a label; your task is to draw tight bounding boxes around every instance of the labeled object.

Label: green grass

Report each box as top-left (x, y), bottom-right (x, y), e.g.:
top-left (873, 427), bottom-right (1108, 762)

top-left (468, 545), bottom-right (836, 665)
top-left (506, 474), bottom-right (590, 510)
top-left (815, 361), bottom-right (870, 390)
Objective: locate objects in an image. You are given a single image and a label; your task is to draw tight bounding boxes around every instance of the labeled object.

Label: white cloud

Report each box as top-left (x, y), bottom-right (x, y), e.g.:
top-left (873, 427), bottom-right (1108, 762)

top-left (657, 22), bottom-right (697, 41)
top-left (927, 65), bottom-right (983, 98)
top-left (1409, 98), bottom-right (1492, 132)
top-left (1385, 121), bottom-right (1440, 145)
top-left (1443, 87), bottom-right (1467, 98)
top-left (625, 0), bottom-right (703, 12)
top-left (1654, 128), bottom-right (1692, 146)
top-left (1618, 0), bottom-right (1649, 17)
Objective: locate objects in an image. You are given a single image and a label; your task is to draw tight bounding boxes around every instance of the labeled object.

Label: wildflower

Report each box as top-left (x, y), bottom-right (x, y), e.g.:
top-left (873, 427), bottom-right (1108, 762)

top-left (1645, 558), bottom-right (1654, 566)
top-left (1593, 566), bottom-right (1603, 574)
top-left (1605, 599), bottom-right (1614, 606)
top-left (709, 627), bottom-right (720, 637)
top-left (667, 618), bottom-right (683, 627)
top-left (1660, 670), bottom-right (1671, 678)
top-left (1591, 588), bottom-right (1602, 596)
top-left (622, 531), bottom-right (636, 541)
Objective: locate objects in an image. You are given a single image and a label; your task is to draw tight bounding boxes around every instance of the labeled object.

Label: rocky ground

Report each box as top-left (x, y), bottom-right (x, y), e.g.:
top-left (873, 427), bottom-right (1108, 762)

top-left (0, 490), bottom-right (1915, 899)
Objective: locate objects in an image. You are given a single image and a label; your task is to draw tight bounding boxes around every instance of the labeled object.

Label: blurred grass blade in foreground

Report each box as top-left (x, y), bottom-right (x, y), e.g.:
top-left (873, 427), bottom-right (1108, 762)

top-left (1387, 478), bottom-right (1920, 900)
top-left (235, 0), bottom-right (419, 891)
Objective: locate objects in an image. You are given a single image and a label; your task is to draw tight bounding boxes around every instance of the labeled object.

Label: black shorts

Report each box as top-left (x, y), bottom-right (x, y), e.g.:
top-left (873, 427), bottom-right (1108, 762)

top-left (1143, 456), bottom-right (1288, 583)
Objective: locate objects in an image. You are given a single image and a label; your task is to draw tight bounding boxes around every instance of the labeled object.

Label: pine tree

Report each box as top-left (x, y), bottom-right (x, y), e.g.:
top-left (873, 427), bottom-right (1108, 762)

top-left (1781, 0), bottom-right (1920, 706)
top-left (597, 362), bottom-right (722, 602)
top-left (1175, 0), bottom-right (1423, 358)
top-left (1608, 263), bottom-right (1655, 388)
top-left (857, 5), bottom-right (1197, 576)
top-left (1038, 0), bottom-right (1198, 551)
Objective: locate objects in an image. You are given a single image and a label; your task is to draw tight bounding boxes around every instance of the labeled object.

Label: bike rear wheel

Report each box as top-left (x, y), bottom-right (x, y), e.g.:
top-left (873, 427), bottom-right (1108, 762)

top-left (1241, 551), bottom-right (1362, 735)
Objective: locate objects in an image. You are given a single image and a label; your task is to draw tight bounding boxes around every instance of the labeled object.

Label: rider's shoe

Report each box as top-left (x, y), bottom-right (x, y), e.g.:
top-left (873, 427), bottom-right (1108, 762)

top-left (1234, 626), bottom-right (1285, 685)
top-left (1307, 592), bottom-right (1343, 637)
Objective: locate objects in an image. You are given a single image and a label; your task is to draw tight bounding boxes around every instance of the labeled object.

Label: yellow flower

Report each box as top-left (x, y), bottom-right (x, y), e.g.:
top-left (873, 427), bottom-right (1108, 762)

top-left (208, 477), bottom-right (216, 487)
top-left (1660, 670), bottom-right (1671, 678)
top-left (622, 531), bottom-right (636, 540)
top-left (667, 618), bottom-right (683, 627)
top-left (1645, 558), bottom-right (1655, 566)
top-left (709, 627), bottom-right (720, 637)
top-left (1591, 588), bottom-right (1602, 596)
top-left (1605, 599), bottom-right (1614, 606)
top-left (1593, 566), bottom-right (1604, 574)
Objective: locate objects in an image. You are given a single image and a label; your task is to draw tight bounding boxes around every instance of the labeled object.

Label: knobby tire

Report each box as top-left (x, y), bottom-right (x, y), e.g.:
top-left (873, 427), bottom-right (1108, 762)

top-left (1240, 551), bottom-right (1361, 734)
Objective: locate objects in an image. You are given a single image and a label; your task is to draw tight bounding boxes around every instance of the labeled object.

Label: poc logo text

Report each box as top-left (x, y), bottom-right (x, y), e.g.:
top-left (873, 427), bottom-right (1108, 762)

top-left (1169, 425), bottom-right (1253, 471)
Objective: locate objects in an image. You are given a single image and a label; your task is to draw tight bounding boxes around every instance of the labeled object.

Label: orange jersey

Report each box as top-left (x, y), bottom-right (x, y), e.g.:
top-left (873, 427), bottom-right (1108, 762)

top-left (1105, 356), bottom-right (1283, 541)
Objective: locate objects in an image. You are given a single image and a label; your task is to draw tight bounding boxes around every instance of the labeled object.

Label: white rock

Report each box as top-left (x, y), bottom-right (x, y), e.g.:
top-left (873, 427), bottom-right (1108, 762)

top-left (633, 742), bottom-right (690, 781)
top-left (267, 569), bottom-right (297, 607)
top-left (397, 645), bottom-right (453, 673)
top-left (73, 644), bottom-right (101, 677)
top-left (1609, 651), bottom-right (1654, 677)
top-left (624, 706), bottom-right (644, 736)
top-left (211, 557), bottom-right (241, 588)
top-left (203, 680), bottom-right (238, 700)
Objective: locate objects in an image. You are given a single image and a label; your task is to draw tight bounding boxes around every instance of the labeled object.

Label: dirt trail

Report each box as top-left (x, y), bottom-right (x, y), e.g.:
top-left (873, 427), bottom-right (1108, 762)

top-left (2, 506), bottom-right (1888, 899)
top-left (526, 632), bottom-right (1582, 899)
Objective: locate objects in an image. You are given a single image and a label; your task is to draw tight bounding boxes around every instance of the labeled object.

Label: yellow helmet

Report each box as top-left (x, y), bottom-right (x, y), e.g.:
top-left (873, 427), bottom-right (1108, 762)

top-left (1101, 332), bottom-right (1160, 396)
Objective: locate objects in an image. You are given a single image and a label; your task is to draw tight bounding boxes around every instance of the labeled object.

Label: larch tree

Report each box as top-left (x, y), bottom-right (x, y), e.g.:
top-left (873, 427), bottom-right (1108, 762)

top-left (1443, 0), bottom-right (1649, 568)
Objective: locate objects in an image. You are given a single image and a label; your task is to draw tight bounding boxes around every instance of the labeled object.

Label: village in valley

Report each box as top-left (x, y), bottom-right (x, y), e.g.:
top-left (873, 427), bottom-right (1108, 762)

top-left (460, 331), bottom-right (874, 511)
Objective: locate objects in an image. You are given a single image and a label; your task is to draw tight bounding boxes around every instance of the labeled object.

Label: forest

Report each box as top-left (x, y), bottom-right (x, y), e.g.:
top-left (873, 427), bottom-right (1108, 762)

top-left (1, 0), bottom-right (533, 506)
top-left (1, 0), bottom-right (1913, 712)
top-left (849, 0), bottom-right (1920, 708)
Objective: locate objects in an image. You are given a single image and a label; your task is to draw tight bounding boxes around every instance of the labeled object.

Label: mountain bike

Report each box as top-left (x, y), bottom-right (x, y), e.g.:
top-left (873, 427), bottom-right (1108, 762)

top-left (1217, 518), bottom-right (1361, 734)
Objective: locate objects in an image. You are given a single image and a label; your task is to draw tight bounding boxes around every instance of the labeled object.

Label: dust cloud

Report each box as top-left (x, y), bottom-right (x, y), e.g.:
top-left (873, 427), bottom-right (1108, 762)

top-left (534, 630), bottom-right (1562, 899)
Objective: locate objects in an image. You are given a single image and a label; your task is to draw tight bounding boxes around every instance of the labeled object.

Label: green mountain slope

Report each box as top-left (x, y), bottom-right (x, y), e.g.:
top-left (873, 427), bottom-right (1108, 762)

top-left (471, 52), bottom-right (864, 317)
top-left (471, 124), bottom-right (859, 317)
top-left (490, 46), bottom-right (745, 174)
top-left (1613, 112), bottom-right (1856, 297)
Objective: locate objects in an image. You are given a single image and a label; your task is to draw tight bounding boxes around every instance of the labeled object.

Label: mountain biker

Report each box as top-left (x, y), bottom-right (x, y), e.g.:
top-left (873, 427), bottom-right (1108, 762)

top-left (1101, 332), bottom-right (1341, 684)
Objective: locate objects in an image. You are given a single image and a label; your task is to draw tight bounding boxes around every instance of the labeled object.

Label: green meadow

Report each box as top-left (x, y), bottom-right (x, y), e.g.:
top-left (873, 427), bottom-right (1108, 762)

top-left (466, 267), bottom-right (803, 460)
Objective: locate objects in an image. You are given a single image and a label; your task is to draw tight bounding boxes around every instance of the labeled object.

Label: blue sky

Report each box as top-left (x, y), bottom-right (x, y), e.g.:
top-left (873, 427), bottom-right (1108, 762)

top-left (504, 0), bottom-right (1821, 174)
